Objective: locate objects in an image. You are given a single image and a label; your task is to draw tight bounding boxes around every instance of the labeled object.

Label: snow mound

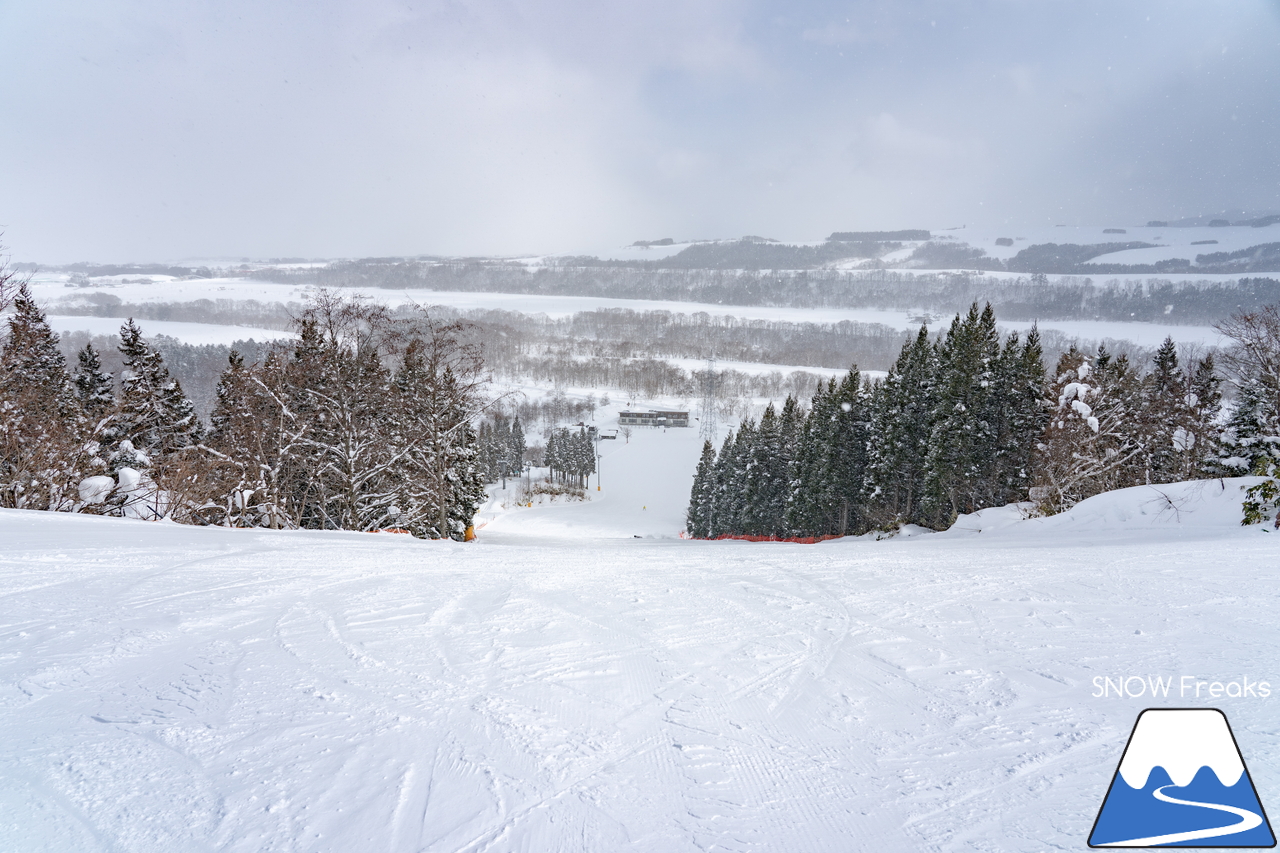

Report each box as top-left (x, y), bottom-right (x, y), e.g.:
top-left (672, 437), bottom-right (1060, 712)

top-left (943, 478), bottom-right (1267, 540)
top-left (944, 503), bottom-right (1034, 535)
top-left (1032, 478), bottom-right (1264, 534)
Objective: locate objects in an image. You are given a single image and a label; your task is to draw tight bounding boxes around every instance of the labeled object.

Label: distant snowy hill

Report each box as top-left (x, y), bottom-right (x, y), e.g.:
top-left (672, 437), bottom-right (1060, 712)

top-left (586, 219), bottom-right (1280, 275)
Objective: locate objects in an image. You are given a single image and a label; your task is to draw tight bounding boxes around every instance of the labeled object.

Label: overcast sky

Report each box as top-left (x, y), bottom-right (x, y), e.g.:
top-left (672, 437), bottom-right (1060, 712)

top-left (2, 1), bottom-right (1279, 263)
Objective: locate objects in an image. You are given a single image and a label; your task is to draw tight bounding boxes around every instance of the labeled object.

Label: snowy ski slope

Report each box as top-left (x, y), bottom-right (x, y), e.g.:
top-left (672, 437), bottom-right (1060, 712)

top-left (1, 426), bottom-right (1278, 851)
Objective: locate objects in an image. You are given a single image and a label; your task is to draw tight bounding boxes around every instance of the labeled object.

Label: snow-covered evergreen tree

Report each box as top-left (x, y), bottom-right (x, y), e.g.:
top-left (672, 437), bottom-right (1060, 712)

top-left (1220, 377), bottom-right (1272, 475)
top-left (109, 319), bottom-right (204, 459)
top-left (0, 282), bottom-right (88, 510)
top-left (1138, 337), bottom-right (1186, 484)
top-left (707, 430), bottom-right (736, 537)
top-left (785, 379), bottom-right (836, 536)
top-left (826, 370), bottom-right (871, 535)
top-left (510, 416), bottom-right (526, 474)
top-left (710, 424), bottom-right (752, 536)
top-left (1216, 306), bottom-right (1280, 523)
top-left (742, 403), bottom-right (787, 535)
top-left (73, 343), bottom-right (115, 429)
top-left (922, 304), bottom-right (1002, 527)
top-left (687, 439), bottom-right (716, 538)
top-left (1032, 346), bottom-right (1144, 512)
top-left (388, 338), bottom-right (486, 539)
top-left (864, 326), bottom-right (937, 528)
top-left (1184, 354), bottom-right (1223, 479)
top-left (986, 326), bottom-right (1048, 507)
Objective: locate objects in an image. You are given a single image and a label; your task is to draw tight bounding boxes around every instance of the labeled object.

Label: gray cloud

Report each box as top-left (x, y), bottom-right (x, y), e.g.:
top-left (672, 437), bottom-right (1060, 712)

top-left (2, 0), bottom-right (1278, 262)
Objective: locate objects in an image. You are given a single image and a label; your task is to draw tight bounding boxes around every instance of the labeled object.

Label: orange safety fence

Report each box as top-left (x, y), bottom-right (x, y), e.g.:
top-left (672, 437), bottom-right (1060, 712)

top-left (680, 532), bottom-right (844, 544)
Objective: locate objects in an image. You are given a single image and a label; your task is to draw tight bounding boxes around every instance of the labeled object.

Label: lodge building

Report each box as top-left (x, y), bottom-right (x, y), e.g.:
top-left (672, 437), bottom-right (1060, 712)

top-left (618, 410), bottom-right (689, 428)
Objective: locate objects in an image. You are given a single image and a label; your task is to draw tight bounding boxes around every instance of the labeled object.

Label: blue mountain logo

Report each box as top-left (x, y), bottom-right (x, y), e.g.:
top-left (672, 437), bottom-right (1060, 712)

top-left (1090, 708), bottom-right (1275, 847)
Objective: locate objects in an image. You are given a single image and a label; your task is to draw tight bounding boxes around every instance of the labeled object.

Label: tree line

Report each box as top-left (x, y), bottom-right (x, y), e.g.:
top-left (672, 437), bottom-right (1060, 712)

top-left (545, 427), bottom-right (596, 488)
top-left (246, 255), bottom-right (1280, 326)
top-left (1, 282), bottom-right (488, 539)
top-left (686, 302), bottom-right (1271, 539)
top-left (476, 415), bottom-right (526, 484)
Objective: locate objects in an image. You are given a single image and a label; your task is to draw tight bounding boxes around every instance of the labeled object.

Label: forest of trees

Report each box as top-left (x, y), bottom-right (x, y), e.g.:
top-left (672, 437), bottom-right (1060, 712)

top-left (476, 415), bottom-right (526, 485)
top-left (52, 288), bottom-right (1181, 433)
top-left (545, 427), bottom-right (597, 488)
top-left (1, 279), bottom-right (489, 539)
top-left (9, 252), bottom-right (1280, 539)
top-left (688, 302), bottom-right (1280, 538)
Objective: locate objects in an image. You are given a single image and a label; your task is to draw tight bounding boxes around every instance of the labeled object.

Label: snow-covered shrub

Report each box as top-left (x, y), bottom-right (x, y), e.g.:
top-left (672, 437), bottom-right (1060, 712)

top-left (1242, 475), bottom-right (1280, 528)
top-left (77, 475), bottom-right (115, 506)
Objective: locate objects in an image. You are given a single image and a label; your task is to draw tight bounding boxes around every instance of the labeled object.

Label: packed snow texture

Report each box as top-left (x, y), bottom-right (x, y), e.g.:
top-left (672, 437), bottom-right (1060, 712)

top-left (1, 425), bottom-right (1278, 851)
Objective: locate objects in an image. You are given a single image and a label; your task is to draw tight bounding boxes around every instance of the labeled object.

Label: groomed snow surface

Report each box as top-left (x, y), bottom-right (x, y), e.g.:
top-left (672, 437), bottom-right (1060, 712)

top-left (2, 424), bottom-right (1278, 851)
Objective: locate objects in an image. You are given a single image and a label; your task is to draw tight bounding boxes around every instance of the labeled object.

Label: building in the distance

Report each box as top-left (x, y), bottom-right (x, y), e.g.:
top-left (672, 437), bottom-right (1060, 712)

top-left (618, 410), bottom-right (689, 428)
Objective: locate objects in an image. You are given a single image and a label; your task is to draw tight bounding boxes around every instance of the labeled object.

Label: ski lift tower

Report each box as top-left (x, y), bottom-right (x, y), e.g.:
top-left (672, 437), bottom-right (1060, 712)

top-left (699, 354), bottom-right (718, 443)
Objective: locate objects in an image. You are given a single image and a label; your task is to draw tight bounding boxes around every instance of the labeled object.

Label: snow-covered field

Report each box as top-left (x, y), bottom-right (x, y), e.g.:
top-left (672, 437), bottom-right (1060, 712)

top-left (27, 277), bottom-right (1226, 352)
top-left (3, 423), bottom-right (1278, 851)
top-left (44, 315), bottom-right (296, 347)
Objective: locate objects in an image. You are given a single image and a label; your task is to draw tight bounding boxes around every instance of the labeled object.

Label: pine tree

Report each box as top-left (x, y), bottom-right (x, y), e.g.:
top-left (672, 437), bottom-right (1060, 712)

top-left (1185, 354), bottom-right (1223, 478)
top-left (769, 395), bottom-right (803, 536)
top-left (493, 416), bottom-right (512, 481)
top-left (687, 439), bottom-right (716, 538)
top-left (0, 283), bottom-right (89, 510)
top-left (1138, 337), bottom-right (1185, 483)
top-left (922, 304), bottom-right (1001, 527)
top-left (827, 369), bottom-right (871, 535)
top-left (73, 343), bottom-right (115, 428)
top-left (546, 428), bottom-right (563, 483)
top-left (110, 319), bottom-right (203, 458)
top-left (576, 427), bottom-right (596, 487)
top-left (864, 326), bottom-right (937, 527)
top-left (785, 379), bottom-right (834, 536)
top-left (204, 349), bottom-right (294, 528)
top-left (476, 421), bottom-right (495, 481)
top-left (1216, 305), bottom-right (1280, 520)
top-left (1221, 374), bottom-right (1272, 476)
top-left (987, 326), bottom-right (1047, 506)
top-left (711, 424), bottom-right (753, 536)
top-left (390, 339), bottom-right (485, 539)
top-left (743, 403), bottom-right (785, 535)
top-left (510, 416), bottom-right (526, 476)
top-left (707, 430), bottom-right (736, 536)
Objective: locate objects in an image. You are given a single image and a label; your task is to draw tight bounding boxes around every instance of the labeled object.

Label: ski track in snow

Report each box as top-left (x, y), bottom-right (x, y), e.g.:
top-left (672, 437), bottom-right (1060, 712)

top-left (1, 431), bottom-right (1278, 851)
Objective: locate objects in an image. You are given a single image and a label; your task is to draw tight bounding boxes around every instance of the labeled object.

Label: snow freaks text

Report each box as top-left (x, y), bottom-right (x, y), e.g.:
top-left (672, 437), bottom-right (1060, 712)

top-left (1092, 676), bottom-right (1272, 700)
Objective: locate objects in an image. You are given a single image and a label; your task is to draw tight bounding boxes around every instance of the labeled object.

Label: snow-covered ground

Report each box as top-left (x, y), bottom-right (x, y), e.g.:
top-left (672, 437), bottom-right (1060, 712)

top-left (44, 315), bottom-right (296, 346)
top-left (2, 419), bottom-right (1278, 851)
